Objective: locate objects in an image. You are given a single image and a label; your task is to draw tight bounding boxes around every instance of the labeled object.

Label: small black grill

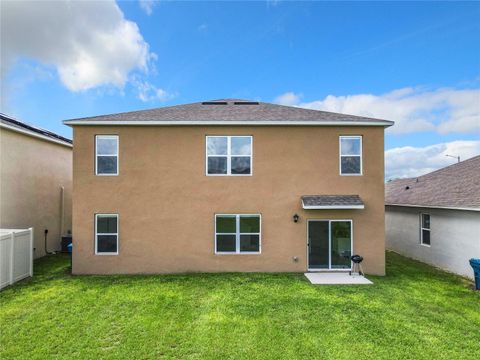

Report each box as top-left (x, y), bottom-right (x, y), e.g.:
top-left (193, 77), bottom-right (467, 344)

top-left (350, 254), bottom-right (364, 276)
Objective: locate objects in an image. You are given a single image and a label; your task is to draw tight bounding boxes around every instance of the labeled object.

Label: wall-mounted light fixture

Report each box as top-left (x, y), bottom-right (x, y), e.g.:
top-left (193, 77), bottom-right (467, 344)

top-left (293, 214), bottom-right (299, 223)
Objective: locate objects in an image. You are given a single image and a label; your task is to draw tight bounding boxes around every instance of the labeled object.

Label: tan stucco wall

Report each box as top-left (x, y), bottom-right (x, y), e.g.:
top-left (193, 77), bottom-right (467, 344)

top-left (72, 126), bottom-right (386, 275)
top-left (0, 128), bottom-right (72, 258)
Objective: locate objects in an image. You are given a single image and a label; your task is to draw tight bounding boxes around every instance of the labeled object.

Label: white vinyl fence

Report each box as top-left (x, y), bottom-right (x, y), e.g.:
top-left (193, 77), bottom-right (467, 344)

top-left (0, 228), bottom-right (33, 290)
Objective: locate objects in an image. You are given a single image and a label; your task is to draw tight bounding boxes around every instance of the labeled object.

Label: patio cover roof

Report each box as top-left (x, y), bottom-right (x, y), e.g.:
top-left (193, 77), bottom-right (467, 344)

top-left (301, 195), bottom-right (365, 210)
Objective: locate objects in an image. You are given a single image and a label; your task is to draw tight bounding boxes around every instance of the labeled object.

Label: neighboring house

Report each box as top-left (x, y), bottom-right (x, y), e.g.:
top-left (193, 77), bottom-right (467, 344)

top-left (0, 114), bottom-right (73, 258)
top-left (385, 156), bottom-right (480, 279)
top-left (64, 99), bottom-right (393, 275)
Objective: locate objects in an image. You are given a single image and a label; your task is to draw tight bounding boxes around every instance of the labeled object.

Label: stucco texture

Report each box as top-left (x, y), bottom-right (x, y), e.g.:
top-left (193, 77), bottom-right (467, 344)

top-left (72, 126), bottom-right (386, 275)
top-left (386, 205), bottom-right (480, 279)
top-left (0, 128), bottom-right (72, 258)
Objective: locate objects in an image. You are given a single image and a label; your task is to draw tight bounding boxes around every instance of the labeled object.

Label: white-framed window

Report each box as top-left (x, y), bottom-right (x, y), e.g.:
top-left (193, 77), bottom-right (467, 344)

top-left (339, 136), bottom-right (362, 175)
top-left (215, 214), bottom-right (261, 254)
top-left (96, 135), bottom-right (119, 175)
top-left (420, 213), bottom-right (430, 246)
top-left (206, 136), bottom-right (252, 176)
top-left (95, 214), bottom-right (118, 255)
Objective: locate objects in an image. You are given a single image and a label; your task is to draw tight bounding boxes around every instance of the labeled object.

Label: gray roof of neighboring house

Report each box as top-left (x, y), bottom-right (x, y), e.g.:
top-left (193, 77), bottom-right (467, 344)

top-left (302, 195), bottom-right (365, 209)
top-left (385, 155), bottom-right (480, 211)
top-left (63, 99), bottom-right (394, 126)
top-left (1, 113), bottom-right (72, 145)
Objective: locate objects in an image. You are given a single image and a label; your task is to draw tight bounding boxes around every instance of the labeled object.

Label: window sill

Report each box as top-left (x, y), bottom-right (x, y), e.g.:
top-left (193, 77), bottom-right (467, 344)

top-left (95, 252), bottom-right (119, 256)
top-left (215, 252), bottom-right (261, 255)
top-left (206, 174), bottom-right (253, 177)
top-left (419, 243), bottom-right (431, 248)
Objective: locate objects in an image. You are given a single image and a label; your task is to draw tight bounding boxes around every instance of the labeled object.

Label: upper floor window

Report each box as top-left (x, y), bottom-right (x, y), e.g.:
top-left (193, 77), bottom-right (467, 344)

top-left (206, 136), bottom-right (252, 176)
top-left (420, 213), bottom-right (430, 246)
top-left (95, 214), bottom-right (118, 255)
top-left (96, 135), bottom-right (118, 175)
top-left (340, 136), bottom-right (362, 175)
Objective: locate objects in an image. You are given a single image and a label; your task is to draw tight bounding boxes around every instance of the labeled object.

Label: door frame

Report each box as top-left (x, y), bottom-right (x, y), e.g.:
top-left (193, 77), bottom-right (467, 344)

top-left (306, 219), bottom-right (353, 272)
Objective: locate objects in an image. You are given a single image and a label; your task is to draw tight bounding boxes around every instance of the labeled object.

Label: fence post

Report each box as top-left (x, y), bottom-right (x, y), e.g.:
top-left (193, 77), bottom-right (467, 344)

top-left (9, 232), bottom-right (14, 285)
top-left (29, 228), bottom-right (34, 277)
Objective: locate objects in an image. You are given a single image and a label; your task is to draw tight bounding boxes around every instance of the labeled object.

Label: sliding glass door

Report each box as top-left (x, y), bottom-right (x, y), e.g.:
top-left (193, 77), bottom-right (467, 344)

top-left (330, 221), bottom-right (352, 269)
top-left (308, 220), bottom-right (352, 270)
top-left (307, 221), bottom-right (329, 269)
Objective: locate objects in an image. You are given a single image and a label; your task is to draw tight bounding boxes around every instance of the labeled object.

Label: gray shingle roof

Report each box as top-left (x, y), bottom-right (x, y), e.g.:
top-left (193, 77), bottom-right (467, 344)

top-left (63, 99), bottom-right (394, 126)
top-left (302, 195), bottom-right (365, 209)
top-left (385, 155), bottom-right (480, 210)
top-left (1, 113), bottom-right (72, 145)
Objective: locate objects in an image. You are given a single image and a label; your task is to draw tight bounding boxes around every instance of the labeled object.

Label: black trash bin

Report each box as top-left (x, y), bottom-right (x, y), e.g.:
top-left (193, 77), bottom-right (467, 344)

top-left (469, 259), bottom-right (480, 290)
top-left (61, 235), bottom-right (72, 252)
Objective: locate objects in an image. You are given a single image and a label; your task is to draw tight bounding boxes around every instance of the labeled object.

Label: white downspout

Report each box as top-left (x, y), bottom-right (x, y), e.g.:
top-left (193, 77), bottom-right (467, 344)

top-left (60, 186), bottom-right (65, 237)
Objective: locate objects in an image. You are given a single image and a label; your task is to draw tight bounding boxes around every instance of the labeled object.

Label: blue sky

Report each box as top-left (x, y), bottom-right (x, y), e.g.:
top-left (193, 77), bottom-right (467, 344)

top-left (1, 1), bottom-right (479, 178)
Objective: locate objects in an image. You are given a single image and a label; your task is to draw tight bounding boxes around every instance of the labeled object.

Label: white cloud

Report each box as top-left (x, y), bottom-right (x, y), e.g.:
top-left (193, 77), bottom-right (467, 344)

top-left (1, 0), bottom-right (153, 92)
top-left (274, 92), bottom-right (302, 106)
top-left (274, 87), bottom-right (480, 134)
top-left (266, 0), bottom-right (281, 8)
top-left (139, 0), bottom-right (158, 16)
top-left (198, 23), bottom-right (208, 32)
top-left (385, 140), bottom-right (480, 180)
top-left (131, 78), bottom-right (175, 102)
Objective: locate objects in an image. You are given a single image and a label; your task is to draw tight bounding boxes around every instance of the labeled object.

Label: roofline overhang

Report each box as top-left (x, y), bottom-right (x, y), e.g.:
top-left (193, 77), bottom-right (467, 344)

top-left (385, 203), bottom-right (480, 212)
top-left (63, 120), bottom-right (394, 127)
top-left (0, 122), bottom-right (73, 148)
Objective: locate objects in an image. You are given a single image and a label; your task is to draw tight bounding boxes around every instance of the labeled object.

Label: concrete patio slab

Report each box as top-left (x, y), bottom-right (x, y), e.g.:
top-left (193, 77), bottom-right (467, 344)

top-left (304, 272), bottom-right (373, 285)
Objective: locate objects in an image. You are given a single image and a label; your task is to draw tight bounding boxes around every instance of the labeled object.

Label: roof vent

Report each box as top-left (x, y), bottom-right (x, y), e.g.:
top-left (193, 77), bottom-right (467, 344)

top-left (202, 101), bottom-right (228, 105)
top-left (233, 101), bottom-right (259, 105)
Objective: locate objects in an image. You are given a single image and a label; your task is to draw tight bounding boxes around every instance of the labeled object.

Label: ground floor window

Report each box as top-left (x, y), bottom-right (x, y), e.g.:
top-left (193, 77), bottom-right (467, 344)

top-left (95, 214), bottom-right (118, 255)
top-left (420, 213), bottom-right (430, 246)
top-left (215, 214), bottom-right (261, 254)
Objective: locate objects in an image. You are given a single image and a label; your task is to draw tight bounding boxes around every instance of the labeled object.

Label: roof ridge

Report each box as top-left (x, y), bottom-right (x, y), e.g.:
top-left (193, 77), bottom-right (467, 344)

top-left (209, 98), bottom-right (252, 102)
top-left (63, 98), bottom-right (395, 126)
top-left (385, 155), bottom-right (480, 209)
top-left (418, 155), bottom-right (480, 180)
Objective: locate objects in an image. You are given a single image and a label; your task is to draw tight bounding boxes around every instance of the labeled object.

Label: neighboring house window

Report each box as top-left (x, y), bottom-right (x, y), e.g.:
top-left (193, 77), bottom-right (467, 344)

top-left (215, 214), bottom-right (261, 254)
top-left (95, 214), bottom-right (118, 255)
top-left (96, 135), bottom-right (118, 175)
top-left (420, 213), bottom-right (431, 246)
top-left (206, 136), bottom-right (252, 175)
top-left (339, 136), bottom-right (362, 175)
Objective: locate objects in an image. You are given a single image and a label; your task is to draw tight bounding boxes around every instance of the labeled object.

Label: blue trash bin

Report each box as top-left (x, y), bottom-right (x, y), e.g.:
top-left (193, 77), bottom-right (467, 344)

top-left (469, 259), bottom-right (480, 290)
top-left (67, 243), bottom-right (73, 273)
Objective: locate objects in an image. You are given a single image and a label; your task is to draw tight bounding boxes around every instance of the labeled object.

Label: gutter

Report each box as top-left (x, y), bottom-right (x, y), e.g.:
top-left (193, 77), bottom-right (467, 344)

top-left (63, 120), bottom-right (394, 127)
top-left (385, 203), bottom-right (480, 212)
top-left (303, 204), bottom-right (365, 210)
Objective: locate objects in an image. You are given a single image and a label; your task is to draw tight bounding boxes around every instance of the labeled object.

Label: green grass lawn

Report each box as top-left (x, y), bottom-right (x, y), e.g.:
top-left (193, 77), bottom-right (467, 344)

top-left (1, 252), bottom-right (479, 360)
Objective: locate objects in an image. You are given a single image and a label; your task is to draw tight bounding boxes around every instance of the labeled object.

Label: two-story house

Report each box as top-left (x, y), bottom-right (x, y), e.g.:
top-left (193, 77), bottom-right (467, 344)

top-left (64, 99), bottom-right (393, 275)
top-left (1, 113), bottom-right (72, 258)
